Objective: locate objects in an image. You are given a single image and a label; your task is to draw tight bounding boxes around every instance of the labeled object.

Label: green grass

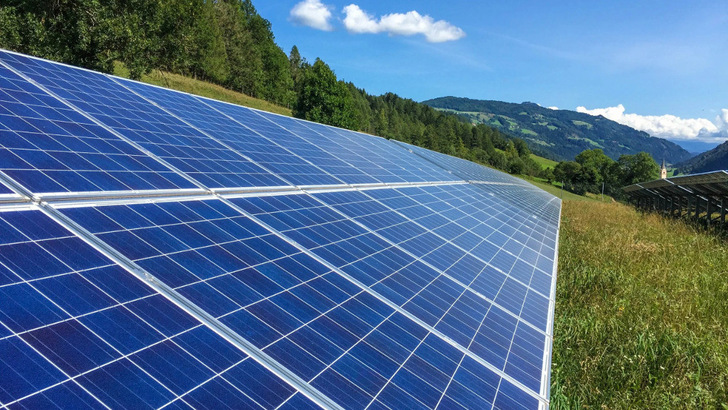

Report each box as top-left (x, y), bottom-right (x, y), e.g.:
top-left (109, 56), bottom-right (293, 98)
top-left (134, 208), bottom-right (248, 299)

top-left (552, 201), bottom-right (728, 408)
top-left (530, 154), bottom-right (558, 170)
top-left (113, 62), bottom-right (292, 116)
top-left (571, 120), bottom-right (593, 129)
top-left (525, 178), bottom-right (597, 201)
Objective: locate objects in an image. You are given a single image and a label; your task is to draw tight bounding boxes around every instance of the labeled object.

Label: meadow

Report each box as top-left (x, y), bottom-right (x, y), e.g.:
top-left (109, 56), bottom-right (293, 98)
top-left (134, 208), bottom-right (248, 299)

top-left (551, 200), bottom-right (728, 408)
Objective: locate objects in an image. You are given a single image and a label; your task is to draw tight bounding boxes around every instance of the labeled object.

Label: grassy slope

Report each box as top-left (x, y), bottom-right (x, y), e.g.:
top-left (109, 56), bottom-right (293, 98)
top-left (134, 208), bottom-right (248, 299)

top-left (552, 201), bottom-right (728, 408)
top-left (531, 154), bottom-right (558, 169)
top-left (113, 63), bottom-right (292, 116)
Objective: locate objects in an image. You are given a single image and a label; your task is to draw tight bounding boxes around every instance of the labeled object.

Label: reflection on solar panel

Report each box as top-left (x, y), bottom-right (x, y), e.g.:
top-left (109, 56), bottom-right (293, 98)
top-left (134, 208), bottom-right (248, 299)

top-left (0, 49), bottom-right (561, 409)
top-left (395, 141), bottom-right (533, 186)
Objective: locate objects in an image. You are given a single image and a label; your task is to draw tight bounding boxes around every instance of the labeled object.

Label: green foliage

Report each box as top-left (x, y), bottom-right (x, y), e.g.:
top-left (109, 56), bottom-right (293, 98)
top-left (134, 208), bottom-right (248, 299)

top-left (294, 59), bottom-right (358, 129)
top-left (553, 149), bottom-right (659, 198)
top-left (619, 152), bottom-right (659, 185)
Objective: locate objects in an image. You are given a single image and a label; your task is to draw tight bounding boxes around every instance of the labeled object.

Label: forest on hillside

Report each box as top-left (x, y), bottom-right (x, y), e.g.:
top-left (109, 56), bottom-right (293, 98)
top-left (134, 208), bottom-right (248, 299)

top-left (423, 97), bottom-right (692, 164)
top-left (676, 140), bottom-right (728, 174)
top-left (0, 0), bottom-right (547, 176)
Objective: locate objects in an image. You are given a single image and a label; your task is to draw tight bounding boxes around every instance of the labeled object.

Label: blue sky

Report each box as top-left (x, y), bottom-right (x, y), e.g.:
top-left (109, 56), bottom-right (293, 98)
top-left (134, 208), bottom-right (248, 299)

top-left (257, 0), bottom-right (728, 147)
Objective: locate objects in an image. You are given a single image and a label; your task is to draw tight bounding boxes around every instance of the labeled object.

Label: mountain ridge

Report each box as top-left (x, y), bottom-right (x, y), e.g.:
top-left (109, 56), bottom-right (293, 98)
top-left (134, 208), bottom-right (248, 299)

top-left (423, 96), bottom-right (693, 163)
top-left (676, 140), bottom-right (728, 173)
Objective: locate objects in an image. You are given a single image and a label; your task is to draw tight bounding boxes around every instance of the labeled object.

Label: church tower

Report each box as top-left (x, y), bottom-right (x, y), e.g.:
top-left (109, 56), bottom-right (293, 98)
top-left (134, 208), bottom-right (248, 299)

top-left (660, 159), bottom-right (667, 179)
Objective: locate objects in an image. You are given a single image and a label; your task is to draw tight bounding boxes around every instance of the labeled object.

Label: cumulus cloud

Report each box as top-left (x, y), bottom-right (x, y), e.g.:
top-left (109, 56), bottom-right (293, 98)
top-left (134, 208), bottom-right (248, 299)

top-left (342, 4), bottom-right (465, 43)
top-left (576, 104), bottom-right (728, 143)
top-left (290, 0), bottom-right (334, 31)
top-left (547, 106), bottom-right (559, 110)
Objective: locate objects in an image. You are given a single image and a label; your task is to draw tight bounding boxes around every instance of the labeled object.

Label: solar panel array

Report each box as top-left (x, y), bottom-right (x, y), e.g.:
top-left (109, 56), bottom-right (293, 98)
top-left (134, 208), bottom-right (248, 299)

top-left (0, 49), bottom-right (561, 409)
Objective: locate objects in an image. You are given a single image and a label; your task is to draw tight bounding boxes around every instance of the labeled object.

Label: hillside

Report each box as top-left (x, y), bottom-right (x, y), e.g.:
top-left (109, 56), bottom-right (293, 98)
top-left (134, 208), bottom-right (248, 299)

top-left (423, 97), bottom-right (692, 163)
top-left (676, 140), bottom-right (728, 173)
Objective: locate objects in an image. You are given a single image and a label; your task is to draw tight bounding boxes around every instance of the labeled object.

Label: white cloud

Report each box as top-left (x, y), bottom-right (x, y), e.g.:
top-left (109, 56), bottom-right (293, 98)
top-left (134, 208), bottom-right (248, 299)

top-left (342, 5), bottom-right (465, 43)
top-left (576, 104), bottom-right (728, 143)
top-left (342, 4), bottom-right (379, 33)
top-left (290, 0), bottom-right (334, 31)
top-left (547, 106), bottom-right (559, 110)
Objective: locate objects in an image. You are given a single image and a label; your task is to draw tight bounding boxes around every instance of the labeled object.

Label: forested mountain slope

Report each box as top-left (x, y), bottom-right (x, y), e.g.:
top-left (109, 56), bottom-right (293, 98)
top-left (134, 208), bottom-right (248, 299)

top-left (676, 140), bottom-right (728, 173)
top-left (424, 97), bottom-right (692, 163)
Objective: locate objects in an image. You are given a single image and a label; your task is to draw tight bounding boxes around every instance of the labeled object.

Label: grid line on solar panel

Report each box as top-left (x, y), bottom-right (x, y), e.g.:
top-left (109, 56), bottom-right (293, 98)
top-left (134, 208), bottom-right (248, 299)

top-left (309, 185), bottom-right (556, 325)
top-left (58, 195), bottom-right (535, 409)
top-left (0, 50), bottom-right (291, 193)
top-left (0, 206), bottom-right (328, 409)
top-left (221, 192), bottom-right (548, 404)
top-left (225, 186), bottom-right (556, 394)
top-left (0, 58), bottom-right (202, 196)
top-left (36, 203), bottom-right (345, 410)
top-left (0, 176), bottom-right (25, 203)
top-left (393, 140), bottom-right (532, 187)
top-left (107, 76), bottom-right (301, 191)
top-left (199, 98), bottom-right (400, 186)
top-left (251, 110), bottom-right (459, 185)
top-left (218, 195), bottom-right (549, 407)
top-left (112, 76), bottom-right (348, 189)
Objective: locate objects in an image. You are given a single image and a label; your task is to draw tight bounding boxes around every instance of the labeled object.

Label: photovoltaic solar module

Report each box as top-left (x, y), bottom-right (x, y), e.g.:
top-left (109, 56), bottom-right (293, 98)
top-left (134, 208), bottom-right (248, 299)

top-left (0, 49), bottom-right (560, 409)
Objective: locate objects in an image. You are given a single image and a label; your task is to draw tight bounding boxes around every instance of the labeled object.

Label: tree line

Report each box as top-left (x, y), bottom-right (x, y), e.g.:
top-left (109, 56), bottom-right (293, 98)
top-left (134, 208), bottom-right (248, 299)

top-left (545, 149), bottom-right (659, 199)
top-left (0, 0), bottom-right (544, 177)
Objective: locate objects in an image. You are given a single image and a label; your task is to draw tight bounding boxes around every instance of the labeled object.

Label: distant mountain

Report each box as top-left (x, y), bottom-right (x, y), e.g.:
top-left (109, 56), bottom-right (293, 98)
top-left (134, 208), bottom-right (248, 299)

top-left (670, 139), bottom-right (721, 156)
top-left (676, 140), bottom-right (728, 173)
top-left (423, 96), bottom-right (693, 163)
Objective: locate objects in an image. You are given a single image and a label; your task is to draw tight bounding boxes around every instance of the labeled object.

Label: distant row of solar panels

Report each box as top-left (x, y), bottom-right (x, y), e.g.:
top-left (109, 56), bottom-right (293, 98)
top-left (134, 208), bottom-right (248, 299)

top-left (0, 49), bottom-right (561, 409)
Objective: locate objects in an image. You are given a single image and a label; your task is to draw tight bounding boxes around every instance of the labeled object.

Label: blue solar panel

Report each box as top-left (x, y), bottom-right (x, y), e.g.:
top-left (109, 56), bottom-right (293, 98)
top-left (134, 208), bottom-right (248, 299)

top-left (0, 207), bottom-right (316, 409)
top-left (60, 197), bottom-right (536, 408)
top-left (0, 62), bottom-right (195, 194)
top-left (114, 78), bottom-right (345, 188)
top-left (0, 51), bottom-right (287, 190)
top-left (230, 190), bottom-right (551, 396)
top-left (253, 111), bottom-right (456, 184)
top-left (0, 50), bottom-right (559, 409)
top-left (395, 140), bottom-right (532, 186)
top-left (201, 100), bottom-right (382, 185)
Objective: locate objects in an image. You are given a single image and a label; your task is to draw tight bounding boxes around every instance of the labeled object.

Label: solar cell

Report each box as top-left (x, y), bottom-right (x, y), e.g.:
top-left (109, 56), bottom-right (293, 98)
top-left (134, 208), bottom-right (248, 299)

top-left (395, 140), bottom-right (531, 186)
top-left (253, 111), bottom-right (456, 184)
top-left (0, 50), bottom-right (287, 191)
top-left (60, 197), bottom-right (536, 408)
top-left (0, 207), bottom-right (311, 409)
top-left (114, 78), bottom-right (346, 188)
top-left (0, 183), bottom-right (13, 196)
top-left (0, 62), bottom-right (196, 194)
top-left (229, 189), bottom-right (551, 396)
